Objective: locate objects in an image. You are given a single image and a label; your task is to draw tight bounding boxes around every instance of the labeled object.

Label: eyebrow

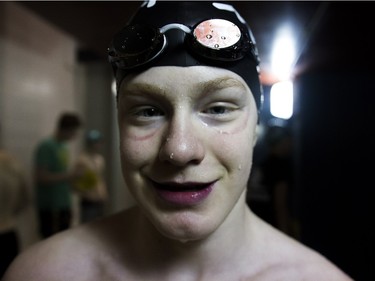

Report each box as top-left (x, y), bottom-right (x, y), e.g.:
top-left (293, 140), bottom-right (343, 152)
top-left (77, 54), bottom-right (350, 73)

top-left (121, 76), bottom-right (246, 98)
top-left (199, 76), bottom-right (246, 95)
top-left (122, 83), bottom-right (165, 97)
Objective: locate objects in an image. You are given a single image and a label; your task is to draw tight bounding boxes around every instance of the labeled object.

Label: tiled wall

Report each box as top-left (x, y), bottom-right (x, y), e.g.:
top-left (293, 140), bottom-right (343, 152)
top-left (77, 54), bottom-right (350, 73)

top-left (0, 2), bottom-right (83, 249)
top-left (0, 2), bottom-right (136, 251)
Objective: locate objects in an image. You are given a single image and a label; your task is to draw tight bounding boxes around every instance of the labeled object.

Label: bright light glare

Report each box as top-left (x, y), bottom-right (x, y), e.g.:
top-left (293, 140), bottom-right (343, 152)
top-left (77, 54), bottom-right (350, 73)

top-left (271, 27), bottom-right (296, 80)
top-left (270, 80), bottom-right (293, 120)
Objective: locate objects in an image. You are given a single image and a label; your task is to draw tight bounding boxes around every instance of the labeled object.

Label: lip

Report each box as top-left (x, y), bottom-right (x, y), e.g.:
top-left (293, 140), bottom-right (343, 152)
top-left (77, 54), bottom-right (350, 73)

top-left (152, 180), bottom-right (216, 206)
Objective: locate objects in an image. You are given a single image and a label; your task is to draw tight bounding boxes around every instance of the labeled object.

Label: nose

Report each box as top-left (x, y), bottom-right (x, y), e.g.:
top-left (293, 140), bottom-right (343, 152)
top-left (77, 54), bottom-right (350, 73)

top-left (159, 114), bottom-right (205, 166)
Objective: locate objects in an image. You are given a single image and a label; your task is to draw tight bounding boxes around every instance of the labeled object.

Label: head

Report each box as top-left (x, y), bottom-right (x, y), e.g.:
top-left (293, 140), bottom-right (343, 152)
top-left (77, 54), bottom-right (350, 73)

top-left (109, 1), bottom-right (262, 241)
top-left (56, 112), bottom-right (82, 142)
top-left (85, 129), bottom-right (103, 152)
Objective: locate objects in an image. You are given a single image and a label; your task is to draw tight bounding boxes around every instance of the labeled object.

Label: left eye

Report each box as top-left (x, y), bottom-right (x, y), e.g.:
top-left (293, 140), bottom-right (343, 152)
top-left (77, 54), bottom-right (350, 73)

top-left (135, 107), bottom-right (164, 117)
top-left (203, 105), bottom-right (234, 115)
top-left (205, 106), bottom-right (228, 114)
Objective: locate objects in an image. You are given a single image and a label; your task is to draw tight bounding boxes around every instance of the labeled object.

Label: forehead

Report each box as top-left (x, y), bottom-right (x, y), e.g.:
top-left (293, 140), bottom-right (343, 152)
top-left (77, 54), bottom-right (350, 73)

top-left (120, 66), bottom-right (251, 94)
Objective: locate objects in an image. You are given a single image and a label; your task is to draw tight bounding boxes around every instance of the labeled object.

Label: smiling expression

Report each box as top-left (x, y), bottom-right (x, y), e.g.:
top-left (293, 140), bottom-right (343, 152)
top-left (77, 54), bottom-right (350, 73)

top-left (117, 66), bottom-right (258, 241)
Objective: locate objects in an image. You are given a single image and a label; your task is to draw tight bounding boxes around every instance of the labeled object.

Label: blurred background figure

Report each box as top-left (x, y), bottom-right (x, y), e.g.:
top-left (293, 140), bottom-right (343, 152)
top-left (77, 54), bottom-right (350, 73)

top-left (33, 112), bottom-right (83, 239)
top-left (246, 164), bottom-right (273, 225)
top-left (260, 125), bottom-right (299, 238)
top-left (0, 126), bottom-right (28, 278)
top-left (73, 130), bottom-right (108, 223)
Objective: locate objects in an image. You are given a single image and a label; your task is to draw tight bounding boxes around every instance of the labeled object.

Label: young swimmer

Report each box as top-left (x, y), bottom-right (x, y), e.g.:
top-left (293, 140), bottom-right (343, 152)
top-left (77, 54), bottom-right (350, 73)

top-left (3, 1), bottom-right (353, 280)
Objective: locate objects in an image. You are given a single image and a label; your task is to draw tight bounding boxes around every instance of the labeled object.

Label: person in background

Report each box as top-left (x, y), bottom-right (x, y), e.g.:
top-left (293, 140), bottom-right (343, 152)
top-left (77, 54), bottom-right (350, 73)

top-left (0, 125), bottom-right (28, 279)
top-left (73, 130), bottom-right (108, 223)
top-left (246, 164), bottom-right (273, 224)
top-left (33, 112), bottom-right (83, 239)
top-left (3, 2), bottom-right (353, 280)
top-left (260, 125), bottom-right (299, 238)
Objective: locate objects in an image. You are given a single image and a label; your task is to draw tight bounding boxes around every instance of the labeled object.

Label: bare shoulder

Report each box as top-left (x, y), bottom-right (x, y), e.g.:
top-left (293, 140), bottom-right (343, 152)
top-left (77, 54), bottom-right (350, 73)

top-left (285, 238), bottom-right (353, 280)
top-left (3, 228), bottom-right (95, 280)
top-left (3, 210), bottom-right (133, 281)
top-left (252, 218), bottom-right (354, 281)
top-left (253, 256), bottom-right (354, 281)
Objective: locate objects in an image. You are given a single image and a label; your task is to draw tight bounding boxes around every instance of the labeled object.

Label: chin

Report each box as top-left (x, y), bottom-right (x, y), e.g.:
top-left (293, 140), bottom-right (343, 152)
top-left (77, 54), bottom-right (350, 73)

top-left (158, 225), bottom-right (214, 244)
top-left (149, 209), bottom-right (219, 242)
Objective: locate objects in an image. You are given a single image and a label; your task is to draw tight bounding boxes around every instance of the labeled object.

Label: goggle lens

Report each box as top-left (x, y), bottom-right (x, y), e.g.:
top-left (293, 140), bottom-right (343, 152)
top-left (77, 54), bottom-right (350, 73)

top-left (194, 19), bottom-right (241, 50)
top-left (110, 24), bottom-right (165, 69)
top-left (113, 24), bottom-right (159, 54)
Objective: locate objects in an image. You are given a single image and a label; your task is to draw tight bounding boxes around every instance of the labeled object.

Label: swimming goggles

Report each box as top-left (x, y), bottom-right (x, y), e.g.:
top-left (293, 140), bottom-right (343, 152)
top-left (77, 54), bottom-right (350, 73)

top-left (108, 18), bottom-right (259, 70)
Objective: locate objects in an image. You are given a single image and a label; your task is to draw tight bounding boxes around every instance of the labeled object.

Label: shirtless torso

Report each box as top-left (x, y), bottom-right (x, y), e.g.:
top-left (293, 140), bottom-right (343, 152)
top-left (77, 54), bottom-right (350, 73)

top-left (3, 203), bottom-right (353, 281)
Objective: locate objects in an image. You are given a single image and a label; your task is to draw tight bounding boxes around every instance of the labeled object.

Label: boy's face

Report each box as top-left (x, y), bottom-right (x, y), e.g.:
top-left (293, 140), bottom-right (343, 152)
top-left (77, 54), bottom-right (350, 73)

top-left (117, 66), bottom-right (258, 242)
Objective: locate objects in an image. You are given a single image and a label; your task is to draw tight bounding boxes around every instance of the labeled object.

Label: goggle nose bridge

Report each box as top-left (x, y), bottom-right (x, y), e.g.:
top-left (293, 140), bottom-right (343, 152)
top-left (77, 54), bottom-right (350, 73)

top-left (159, 23), bottom-right (192, 35)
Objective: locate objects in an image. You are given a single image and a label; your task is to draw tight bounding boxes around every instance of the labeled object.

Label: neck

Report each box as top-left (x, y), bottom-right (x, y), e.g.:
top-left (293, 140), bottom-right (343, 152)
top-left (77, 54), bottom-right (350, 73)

top-left (130, 191), bottom-right (258, 276)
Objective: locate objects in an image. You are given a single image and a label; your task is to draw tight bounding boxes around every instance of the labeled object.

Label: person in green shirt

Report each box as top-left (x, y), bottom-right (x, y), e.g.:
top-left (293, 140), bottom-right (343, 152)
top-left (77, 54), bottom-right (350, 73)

top-left (34, 112), bottom-right (83, 238)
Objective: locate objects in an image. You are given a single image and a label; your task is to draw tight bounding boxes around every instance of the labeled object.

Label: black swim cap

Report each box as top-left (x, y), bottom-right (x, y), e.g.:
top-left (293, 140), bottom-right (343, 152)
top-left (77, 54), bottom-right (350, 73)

top-left (108, 1), bottom-right (263, 109)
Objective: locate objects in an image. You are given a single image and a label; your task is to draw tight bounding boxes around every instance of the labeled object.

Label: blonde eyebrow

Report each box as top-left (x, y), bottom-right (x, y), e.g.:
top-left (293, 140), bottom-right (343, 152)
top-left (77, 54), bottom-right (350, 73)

top-left (198, 77), bottom-right (246, 94)
top-left (120, 76), bottom-right (246, 99)
top-left (121, 82), bottom-right (165, 97)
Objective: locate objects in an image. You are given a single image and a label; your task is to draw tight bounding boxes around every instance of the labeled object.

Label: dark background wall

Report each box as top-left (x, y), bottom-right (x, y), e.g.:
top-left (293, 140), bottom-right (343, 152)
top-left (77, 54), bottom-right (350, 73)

top-left (255, 60), bottom-right (374, 281)
top-left (253, 3), bottom-right (375, 279)
top-left (294, 69), bottom-right (374, 281)
top-left (292, 3), bottom-right (375, 279)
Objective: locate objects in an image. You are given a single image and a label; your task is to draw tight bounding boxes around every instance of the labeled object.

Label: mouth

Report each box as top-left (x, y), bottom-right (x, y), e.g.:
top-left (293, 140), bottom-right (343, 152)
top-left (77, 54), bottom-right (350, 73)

top-left (151, 180), bottom-right (216, 206)
top-left (153, 181), bottom-right (214, 191)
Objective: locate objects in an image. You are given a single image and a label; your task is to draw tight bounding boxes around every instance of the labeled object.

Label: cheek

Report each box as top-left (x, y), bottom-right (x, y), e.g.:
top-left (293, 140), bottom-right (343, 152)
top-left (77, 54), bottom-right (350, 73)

top-left (120, 136), bottom-right (152, 169)
top-left (118, 124), bottom-right (145, 166)
top-left (217, 134), bottom-right (254, 170)
top-left (213, 124), bottom-right (256, 185)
